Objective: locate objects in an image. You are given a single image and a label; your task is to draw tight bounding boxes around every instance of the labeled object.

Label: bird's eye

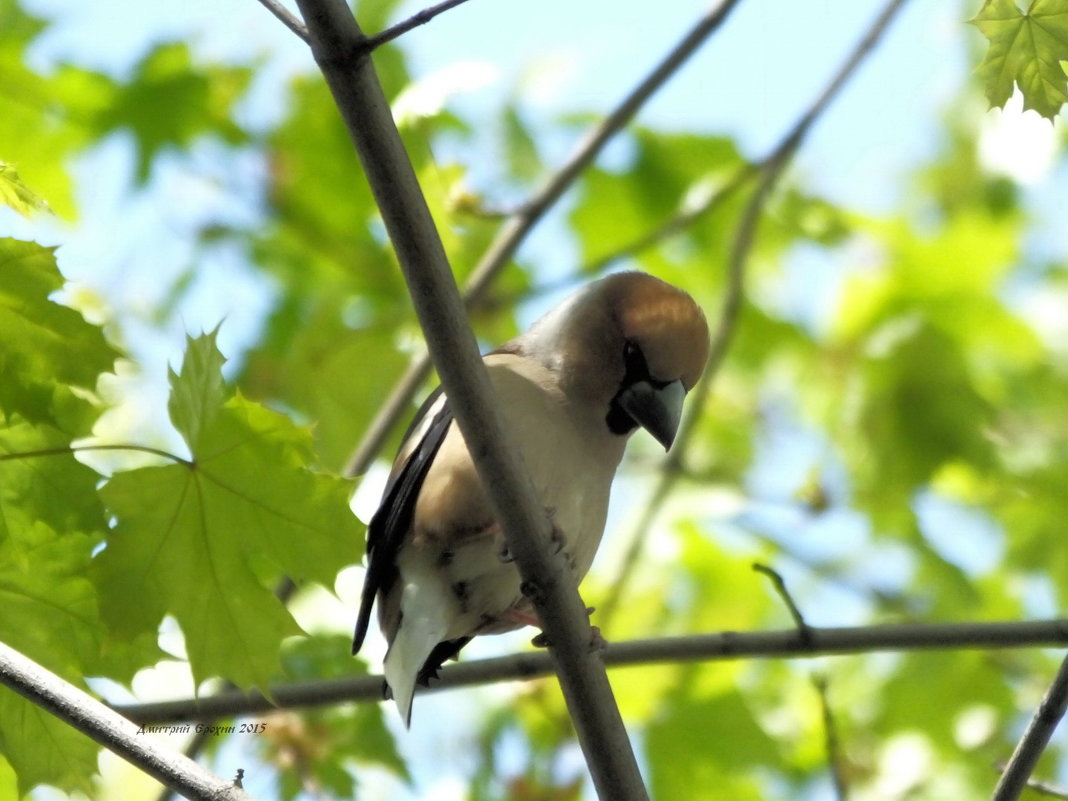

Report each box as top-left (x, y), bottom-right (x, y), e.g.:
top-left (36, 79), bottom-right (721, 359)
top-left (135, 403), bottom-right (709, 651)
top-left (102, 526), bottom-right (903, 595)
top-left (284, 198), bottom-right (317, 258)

top-left (622, 340), bottom-right (648, 377)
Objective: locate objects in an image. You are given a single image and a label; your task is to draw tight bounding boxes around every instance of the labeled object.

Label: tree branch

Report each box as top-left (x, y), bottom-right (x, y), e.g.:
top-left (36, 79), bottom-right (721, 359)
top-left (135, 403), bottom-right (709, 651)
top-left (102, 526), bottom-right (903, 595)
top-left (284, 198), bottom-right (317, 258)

top-left (292, 1), bottom-right (649, 798)
top-left (992, 768), bottom-right (1068, 800)
top-left (113, 618), bottom-right (1068, 725)
top-left (0, 642), bottom-right (254, 801)
top-left (254, 0), bottom-right (476, 50)
top-left (992, 652), bottom-right (1068, 801)
top-left (753, 562), bottom-right (812, 639)
top-left (598, 0), bottom-right (912, 626)
top-left (255, 0), bottom-right (309, 42)
top-left (362, 0), bottom-right (474, 52)
top-left (814, 675), bottom-right (850, 801)
top-left (342, 0), bottom-right (746, 477)
top-left (153, 729), bottom-right (216, 801)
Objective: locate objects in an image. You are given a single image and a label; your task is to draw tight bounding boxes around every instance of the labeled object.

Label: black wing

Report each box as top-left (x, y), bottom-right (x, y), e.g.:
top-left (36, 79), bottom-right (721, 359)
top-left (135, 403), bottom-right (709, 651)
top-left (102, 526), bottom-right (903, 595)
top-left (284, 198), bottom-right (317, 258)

top-left (351, 389), bottom-right (454, 655)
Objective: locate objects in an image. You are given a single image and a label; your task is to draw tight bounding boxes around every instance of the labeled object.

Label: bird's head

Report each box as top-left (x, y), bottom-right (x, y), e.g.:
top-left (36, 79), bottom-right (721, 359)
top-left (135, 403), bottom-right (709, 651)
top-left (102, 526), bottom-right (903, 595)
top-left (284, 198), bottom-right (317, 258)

top-left (516, 271), bottom-right (710, 450)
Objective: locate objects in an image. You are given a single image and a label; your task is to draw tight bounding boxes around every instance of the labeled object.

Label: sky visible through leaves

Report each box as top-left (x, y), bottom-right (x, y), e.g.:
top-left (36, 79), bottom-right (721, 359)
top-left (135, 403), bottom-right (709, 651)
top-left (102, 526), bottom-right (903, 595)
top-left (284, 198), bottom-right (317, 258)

top-left (2, 0), bottom-right (1068, 800)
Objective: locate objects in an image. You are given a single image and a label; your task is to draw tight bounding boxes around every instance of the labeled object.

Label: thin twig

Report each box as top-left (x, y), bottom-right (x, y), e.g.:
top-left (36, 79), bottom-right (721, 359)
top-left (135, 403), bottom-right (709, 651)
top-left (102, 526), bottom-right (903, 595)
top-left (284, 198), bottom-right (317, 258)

top-left (254, 0), bottom-right (474, 50)
top-left (814, 675), bottom-right (849, 801)
top-left (343, 354), bottom-right (435, 476)
top-left (596, 468), bottom-right (676, 631)
top-left (362, 0), bottom-right (474, 52)
top-left (992, 764), bottom-right (1068, 799)
top-left (1022, 778), bottom-right (1068, 799)
top-left (255, 0), bottom-right (309, 42)
top-left (342, 0), bottom-right (746, 477)
top-left (753, 563), bottom-right (812, 641)
top-left (113, 618), bottom-right (1068, 724)
top-left (595, 0), bottom-right (913, 626)
top-left (474, 160), bottom-right (759, 319)
top-left (0, 642), bottom-right (255, 801)
top-left (992, 652), bottom-right (1068, 801)
top-left (581, 163), bottom-right (758, 276)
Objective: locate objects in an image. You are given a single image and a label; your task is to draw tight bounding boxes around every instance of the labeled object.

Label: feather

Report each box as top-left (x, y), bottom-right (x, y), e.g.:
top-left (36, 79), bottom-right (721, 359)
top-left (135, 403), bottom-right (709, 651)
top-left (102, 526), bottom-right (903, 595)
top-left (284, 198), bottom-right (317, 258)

top-left (351, 271), bottom-right (711, 725)
top-left (352, 395), bottom-right (453, 655)
top-left (382, 556), bottom-right (456, 726)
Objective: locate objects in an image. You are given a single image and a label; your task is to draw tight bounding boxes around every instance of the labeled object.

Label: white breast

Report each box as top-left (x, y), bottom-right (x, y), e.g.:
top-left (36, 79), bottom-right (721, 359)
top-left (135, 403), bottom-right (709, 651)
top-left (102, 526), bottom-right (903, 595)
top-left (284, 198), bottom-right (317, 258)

top-left (407, 353), bottom-right (627, 641)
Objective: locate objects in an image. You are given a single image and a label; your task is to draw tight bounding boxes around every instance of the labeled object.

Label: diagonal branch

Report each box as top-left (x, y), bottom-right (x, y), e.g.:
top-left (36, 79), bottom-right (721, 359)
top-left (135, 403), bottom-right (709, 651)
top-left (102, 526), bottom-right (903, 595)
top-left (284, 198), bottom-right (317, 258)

top-left (598, 0), bottom-right (912, 629)
top-left (362, 0), bottom-right (475, 52)
top-left (992, 652), bottom-right (1068, 801)
top-left (153, 729), bottom-right (216, 801)
top-left (754, 562), bottom-right (812, 639)
top-left (113, 618), bottom-right (1068, 725)
top-left (292, 0), bottom-right (649, 798)
top-left (994, 770), bottom-right (1068, 800)
top-left (814, 675), bottom-right (850, 801)
top-left (0, 642), bottom-right (254, 801)
top-left (253, 0), bottom-right (476, 49)
top-left (255, 0), bottom-right (309, 42)
top-left (342, 0), bottom-right (746, 477)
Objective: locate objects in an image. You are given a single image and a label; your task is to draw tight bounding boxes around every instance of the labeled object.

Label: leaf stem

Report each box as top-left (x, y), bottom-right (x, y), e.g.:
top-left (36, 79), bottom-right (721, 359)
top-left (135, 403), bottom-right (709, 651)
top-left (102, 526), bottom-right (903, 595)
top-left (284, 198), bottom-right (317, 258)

top-left (0, 444), bottom-right (191, 466)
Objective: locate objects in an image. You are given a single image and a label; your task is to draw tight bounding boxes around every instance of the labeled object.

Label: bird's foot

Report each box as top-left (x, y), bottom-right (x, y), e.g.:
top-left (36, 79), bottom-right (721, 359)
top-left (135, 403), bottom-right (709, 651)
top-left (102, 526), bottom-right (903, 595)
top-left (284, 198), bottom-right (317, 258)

top-left (530, 608), bottom-right (606, 651)
top-left (546, 510), bottom-right (567, 555)
top-left (495, 512), bottom-right (565, 562)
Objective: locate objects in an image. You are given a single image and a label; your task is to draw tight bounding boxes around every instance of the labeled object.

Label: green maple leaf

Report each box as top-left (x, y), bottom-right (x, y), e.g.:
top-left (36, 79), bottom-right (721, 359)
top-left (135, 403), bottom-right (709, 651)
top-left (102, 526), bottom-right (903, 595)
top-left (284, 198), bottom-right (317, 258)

top-left (971, 0), bottom-right (1068, 119)
top-left (0, 239), bottom-right (119, 426)
top-left (0, 419), bottom-right (115, 797)
top-left (0, 690), bottom-right (98, 798)
top-left (0, 502), bottom-right (106, 798)
top-left (92, 332), bottom-right (361, 689)
top-left (90, 43), bottom-right (251, 181)
top-left (0, 2), bottom-right (95, 216)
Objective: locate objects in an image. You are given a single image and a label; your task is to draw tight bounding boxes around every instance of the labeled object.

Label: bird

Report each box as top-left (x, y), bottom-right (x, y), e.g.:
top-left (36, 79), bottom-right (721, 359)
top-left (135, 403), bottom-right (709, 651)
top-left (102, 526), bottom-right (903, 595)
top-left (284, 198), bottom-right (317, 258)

top-left (351, 271), bottom-right (710, 725)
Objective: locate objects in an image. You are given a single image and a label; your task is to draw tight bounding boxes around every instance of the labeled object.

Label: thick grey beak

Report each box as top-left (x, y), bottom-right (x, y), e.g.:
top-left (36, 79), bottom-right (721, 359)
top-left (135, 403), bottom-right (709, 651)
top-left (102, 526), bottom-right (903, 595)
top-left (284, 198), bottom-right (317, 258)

top-left (618, 378), bottom-right (686, 450)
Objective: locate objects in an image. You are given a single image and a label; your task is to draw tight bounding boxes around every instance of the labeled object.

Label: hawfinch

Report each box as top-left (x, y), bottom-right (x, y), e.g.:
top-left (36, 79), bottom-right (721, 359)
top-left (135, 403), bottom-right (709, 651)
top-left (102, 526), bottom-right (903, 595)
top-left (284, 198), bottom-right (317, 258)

top-left (352, 271), bottom-right (710, 724)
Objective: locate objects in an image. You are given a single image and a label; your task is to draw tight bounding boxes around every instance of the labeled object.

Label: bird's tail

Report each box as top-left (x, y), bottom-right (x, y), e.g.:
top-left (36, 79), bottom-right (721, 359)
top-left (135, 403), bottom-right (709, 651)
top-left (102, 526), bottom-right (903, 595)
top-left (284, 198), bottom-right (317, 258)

top-left (383, 575), bottom-right (453, 727)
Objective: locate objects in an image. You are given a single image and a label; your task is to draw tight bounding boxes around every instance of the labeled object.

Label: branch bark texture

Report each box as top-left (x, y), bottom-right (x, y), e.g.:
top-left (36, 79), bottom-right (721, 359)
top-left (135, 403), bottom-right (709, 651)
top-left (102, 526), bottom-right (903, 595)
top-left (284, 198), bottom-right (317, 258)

top-left (292, 1), bottom-right (649, 798)
top-left (992, 652), bottom-right (1068, 801)
top-left (0, 642), bottom-right (254, 801)
top-left (115, 618), bottom-right (1068, 725)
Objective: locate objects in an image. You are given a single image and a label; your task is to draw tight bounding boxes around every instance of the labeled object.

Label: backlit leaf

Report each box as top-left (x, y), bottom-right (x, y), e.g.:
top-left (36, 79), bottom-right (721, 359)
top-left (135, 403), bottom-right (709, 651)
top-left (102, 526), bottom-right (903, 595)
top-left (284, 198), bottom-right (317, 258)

top-left (0, 162), bottom-right (48, 217)
top-left (971, 0), bottom-right (1068, 119)
top-left (0, 239), bottom-right (119, 426)
top-left (92, 333), bottom-right (361, 689)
